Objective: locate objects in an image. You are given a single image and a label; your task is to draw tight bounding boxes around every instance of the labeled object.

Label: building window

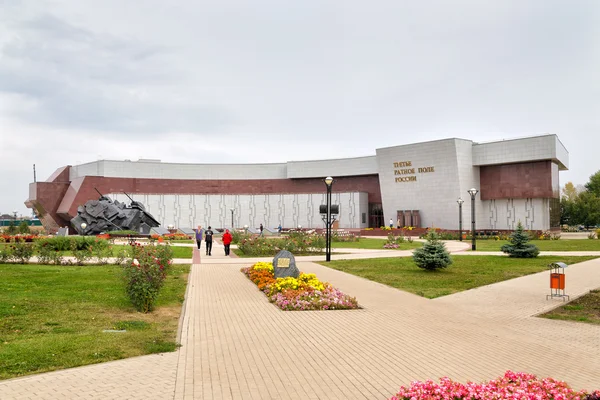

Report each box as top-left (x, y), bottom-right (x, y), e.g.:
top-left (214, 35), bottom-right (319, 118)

top-left (362, 213), bottom-right (366, 224)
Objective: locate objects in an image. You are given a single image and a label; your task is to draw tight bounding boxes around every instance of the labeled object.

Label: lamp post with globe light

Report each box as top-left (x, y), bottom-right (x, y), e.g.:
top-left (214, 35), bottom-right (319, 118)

top-left (468, 188), bottom-right (479, 251)
top-left (457, 198), bottom-right (464, 241)
top-left (324, 177), bottom-right (334, 261)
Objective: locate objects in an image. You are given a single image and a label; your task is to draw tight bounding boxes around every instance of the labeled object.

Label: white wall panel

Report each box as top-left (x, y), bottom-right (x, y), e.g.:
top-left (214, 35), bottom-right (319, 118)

top-left (107, 192), bottom-right (368, 230)
top-left (286, 156), bottom-right (378, 178)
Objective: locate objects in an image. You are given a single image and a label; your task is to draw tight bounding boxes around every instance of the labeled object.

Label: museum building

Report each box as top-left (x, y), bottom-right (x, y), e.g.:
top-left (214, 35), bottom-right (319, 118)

top-left (26, 134), bottom-right (567, 234)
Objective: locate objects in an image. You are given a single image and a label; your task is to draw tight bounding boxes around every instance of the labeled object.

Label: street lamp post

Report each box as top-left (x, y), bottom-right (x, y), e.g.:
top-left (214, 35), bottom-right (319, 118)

top-left (230, 208), bottom-right (235, 230)
top-left (324, 176), bottom-right (334, 262)
top-left (457, 198), bottom-right (464, 241)
top-left (467, 188), bottom-right (479, 251)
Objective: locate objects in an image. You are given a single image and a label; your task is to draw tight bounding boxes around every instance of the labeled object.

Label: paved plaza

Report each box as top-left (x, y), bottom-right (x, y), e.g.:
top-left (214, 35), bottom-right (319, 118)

top-left (1, 241), bottom-right (599, 399)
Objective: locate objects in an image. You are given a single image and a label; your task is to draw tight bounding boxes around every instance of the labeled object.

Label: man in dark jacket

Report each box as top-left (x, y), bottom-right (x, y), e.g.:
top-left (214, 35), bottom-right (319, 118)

top-left (204, 226), bottom-right (214, 256)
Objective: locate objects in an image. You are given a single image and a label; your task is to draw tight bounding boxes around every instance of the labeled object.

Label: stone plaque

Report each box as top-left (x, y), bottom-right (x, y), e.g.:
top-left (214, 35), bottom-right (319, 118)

top-left (273, 250), bottom-right (299, 279)
top-left (57, 227), bottom-right (69, 237)
top-left (151, 227), bottom-right (170, 236)
top-left (179, 227), bottom-right (196, 236)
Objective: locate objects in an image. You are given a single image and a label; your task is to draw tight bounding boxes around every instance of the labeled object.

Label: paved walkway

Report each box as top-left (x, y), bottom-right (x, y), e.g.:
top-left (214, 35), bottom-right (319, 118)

top-left (1, 243), bottom-right (600, 399)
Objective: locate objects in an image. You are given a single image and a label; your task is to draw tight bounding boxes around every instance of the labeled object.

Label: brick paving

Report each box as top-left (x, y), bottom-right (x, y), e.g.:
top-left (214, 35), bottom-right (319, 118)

top-left (1, 242), bottom-right (600, 399)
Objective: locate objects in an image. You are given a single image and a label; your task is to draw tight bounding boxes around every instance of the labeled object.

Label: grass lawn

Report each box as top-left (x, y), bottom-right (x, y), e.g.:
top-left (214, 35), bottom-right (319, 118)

top-left (0, 263), bottom-right (189, 380)
top-left (331, 238), bottom-right (422, 250)
top-left (321, 256), bottom-right (598, 298)
top-left (472, 239), bottom-right (600, 252)
top-left (539, 289), bottom-right (600, 325)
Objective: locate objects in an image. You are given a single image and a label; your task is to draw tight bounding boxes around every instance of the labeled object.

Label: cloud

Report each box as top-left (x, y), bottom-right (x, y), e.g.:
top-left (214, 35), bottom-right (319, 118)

top-left (0, 12), bottom-right (236, 134)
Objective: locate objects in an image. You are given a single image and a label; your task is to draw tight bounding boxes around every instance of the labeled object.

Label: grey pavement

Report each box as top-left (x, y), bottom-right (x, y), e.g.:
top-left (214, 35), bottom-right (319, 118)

top-left (1, 241), bottom-right (600, 399)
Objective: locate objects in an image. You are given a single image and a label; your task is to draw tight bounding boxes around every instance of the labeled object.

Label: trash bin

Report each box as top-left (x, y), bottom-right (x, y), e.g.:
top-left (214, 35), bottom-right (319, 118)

top-left (546, 262), bottom-right (570, 301)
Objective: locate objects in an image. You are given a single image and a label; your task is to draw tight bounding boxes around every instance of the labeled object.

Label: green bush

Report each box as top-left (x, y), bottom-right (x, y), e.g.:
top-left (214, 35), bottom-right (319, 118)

top-left (412, 229), bottom-right (452, 271)
top-left (237, 232), bottom-right (325, 256)
top-left (123, 244), bottom-right (173, 313)
top-left (8, 242), bottom-right (35, 264)
top-left (70, 240), bottom-right (93, 265)
top-left (18, 221), bottom-right (31, 234)
top-left (331, 231), bottom-right (360, 242)
top-left (232, 230), bottom-right (251, 244)
top-left (501, 222), bottom-right (540, 258)
top-left (6, 221), bottom-right (17, 235)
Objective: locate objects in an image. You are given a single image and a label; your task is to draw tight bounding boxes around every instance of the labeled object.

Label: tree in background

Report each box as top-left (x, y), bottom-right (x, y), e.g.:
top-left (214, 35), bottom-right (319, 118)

top-left (560, 171), bottom-right (600, 227)
top-left (18, 221), bottom-right (31, 234)
top-left (6, 221), bottom-right (17, 235)
top-left (573, 191), bottom-right (600, 228)
top-left (501, 221), bottom-right (540, 258)
top-left (585, 170), bottom-right (600, 196)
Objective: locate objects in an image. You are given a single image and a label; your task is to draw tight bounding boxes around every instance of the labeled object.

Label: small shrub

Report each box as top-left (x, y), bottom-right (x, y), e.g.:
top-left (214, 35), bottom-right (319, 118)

top-left (91, 239), bottom-right (113, 264)
top-left (412, 229), bottom-right (452, 271)
top-left (71, 240), bottom-right (93, 265)
top-left (123, 244), bottom-right (173, 312)
top-left (0, 246), bottom-right (12, 263)
top-left (6, 221), bottom-right (17, 235)
top-left (588, 232), bottom-right (597, 240)
top-left (9, 242), bottom-right (35, 264)
top-left (501, 221), bottom-right (540, 258)
top-left (18, 221), bottom-right (31, 234)
top-left (232, 230), bottom-right (251, 244)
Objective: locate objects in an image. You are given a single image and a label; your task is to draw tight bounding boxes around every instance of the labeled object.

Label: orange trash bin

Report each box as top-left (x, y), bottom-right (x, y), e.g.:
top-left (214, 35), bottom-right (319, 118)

top-left (547, 262), bottom-right (569, 301)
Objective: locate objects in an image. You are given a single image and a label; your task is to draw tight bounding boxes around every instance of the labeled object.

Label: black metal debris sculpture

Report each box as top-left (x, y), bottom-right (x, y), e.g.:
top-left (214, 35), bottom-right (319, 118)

top-left (70, 190), bottom-right (160, 235)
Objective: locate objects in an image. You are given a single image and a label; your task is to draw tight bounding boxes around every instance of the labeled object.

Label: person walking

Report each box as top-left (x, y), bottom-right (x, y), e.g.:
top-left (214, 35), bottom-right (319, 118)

top-left (204, 226), bottom-right (214, 255)
top-left (222, 229), bottom-right (232, 256)
top-left (259, 223), bottom-right (264, 236)
top-left (389, 219), bottom-right (394, 229)
top-left (194, 225), bottom-right (203, 250)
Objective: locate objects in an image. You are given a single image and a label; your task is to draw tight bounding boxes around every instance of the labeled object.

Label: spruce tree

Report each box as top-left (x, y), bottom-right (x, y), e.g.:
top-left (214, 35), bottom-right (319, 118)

top-left (413, 229), bottom-right (453, 270)
top-left (501, 221), bottom-right (540, 258)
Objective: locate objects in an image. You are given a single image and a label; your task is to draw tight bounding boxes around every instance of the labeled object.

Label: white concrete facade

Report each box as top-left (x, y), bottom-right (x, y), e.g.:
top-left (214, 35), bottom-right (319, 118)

top-left (66, 134), bottom-right (567, 231)
top-left (109, 192), bottom-right (369, 231)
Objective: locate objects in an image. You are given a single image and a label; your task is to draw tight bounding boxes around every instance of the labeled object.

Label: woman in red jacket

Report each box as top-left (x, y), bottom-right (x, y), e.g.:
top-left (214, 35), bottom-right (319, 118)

top-left (222, 229), bottom-right (233, 256)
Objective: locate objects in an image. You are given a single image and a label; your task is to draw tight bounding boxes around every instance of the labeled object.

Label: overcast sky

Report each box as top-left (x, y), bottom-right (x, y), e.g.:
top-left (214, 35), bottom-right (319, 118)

top-left (1, 0), bottom-right (599, 217)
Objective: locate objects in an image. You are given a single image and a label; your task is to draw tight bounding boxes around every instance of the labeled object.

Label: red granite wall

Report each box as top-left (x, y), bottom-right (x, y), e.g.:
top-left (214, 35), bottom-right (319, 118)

top-left (25, 182), bottom-right (71, 233)
top-left (480, 161), bottom-right (558, 200)
top-left (59, 175), bottom-right (382, 219)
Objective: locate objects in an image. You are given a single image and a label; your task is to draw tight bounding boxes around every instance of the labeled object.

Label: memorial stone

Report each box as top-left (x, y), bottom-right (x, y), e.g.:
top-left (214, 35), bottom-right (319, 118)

top-left (273, 250), bottom-right (299, 279)
top-left (57, 227), bottom-right (69, 237)
top-left (151, 227), bottom-right (170, 236)
top-left (180, 227), bottom-right (196, 236)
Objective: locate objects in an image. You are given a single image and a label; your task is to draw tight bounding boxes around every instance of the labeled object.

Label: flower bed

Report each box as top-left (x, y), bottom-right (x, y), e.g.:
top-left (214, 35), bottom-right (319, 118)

top-left (237, 232), bottom-right (325, 256)
top-left (151, 233), bottom-right (192, 241)
top-left (0, 234), bottom-right (40, 243)
top-left (241, 262), bottom-right (359, 311)
top-left (391, 371), bottom-right (599, 400)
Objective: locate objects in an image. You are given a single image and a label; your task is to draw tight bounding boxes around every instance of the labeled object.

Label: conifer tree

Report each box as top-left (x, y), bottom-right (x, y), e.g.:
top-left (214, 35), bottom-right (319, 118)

top-left (501, 221), bottom-right (540, 258)
top-left (413, 229), bottom-right (452, 270)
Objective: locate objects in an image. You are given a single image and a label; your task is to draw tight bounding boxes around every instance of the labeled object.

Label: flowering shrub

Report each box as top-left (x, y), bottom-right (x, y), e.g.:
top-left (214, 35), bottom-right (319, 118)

top-left (5, 242), bottom-right (35, 263)
top-left (237, 232), bottom-right (325, 256)
top-left (123, 243), bottom-right (174, 313)
top-left (391, 371), bottom-right (597, 400)
top-left (539, 231), bottom-right (561, 240)
top-left (241, 262), bottom-right (359, 311)
top-left (386, 232), bottom-right (413, 246)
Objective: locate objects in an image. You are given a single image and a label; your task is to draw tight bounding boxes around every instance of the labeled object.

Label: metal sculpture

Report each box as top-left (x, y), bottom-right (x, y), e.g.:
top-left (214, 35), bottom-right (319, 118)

top-left (70, 190), bottom-right (160, 235)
